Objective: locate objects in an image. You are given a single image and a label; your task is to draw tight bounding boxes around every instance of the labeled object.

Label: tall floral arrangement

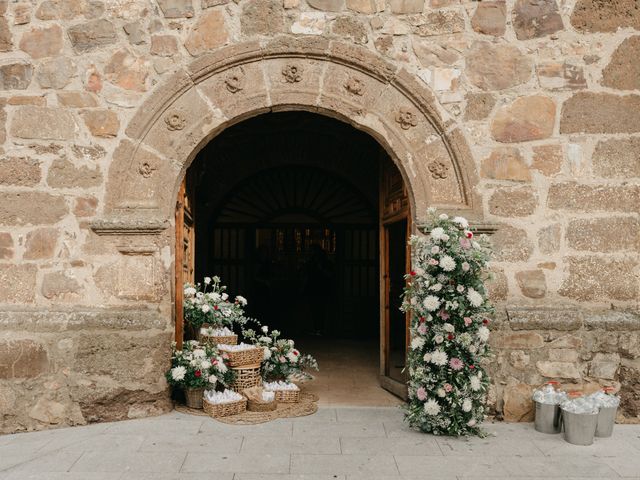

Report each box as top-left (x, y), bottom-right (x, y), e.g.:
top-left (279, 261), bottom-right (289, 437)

top-left (242, 325), bottom-right (319, 382)
top-left (401, 208), bottom-right (493, 436)
top-left (183, 276), bottom-right (249, 330)
top-left (166, 340), bottom-right (235, 389)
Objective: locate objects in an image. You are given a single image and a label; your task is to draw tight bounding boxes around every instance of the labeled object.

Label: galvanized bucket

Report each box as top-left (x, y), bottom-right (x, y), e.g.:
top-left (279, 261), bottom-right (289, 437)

top-left (534, 401), bottom-right (562, 434)
top-left (561, 409), bottom-right (598, 446)
top-left (595, 406), bottom-right (617, 438)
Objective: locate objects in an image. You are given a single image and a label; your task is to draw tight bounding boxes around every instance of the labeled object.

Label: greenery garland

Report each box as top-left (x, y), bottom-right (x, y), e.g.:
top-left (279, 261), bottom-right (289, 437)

top-left (401, 209), bottom-right (493, 436)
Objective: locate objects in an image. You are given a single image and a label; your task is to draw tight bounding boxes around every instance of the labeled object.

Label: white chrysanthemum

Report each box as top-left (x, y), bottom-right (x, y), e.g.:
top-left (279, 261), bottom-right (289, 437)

top-left (468, 344), bottom-right (478, 353)
top-left (200, 359), bottom-right (212, 370)
top-left (467, 288), bottom-right (484, 307)
top-left (263, 347), bottom-right (272, 360)
top-left (439, 213), bottom-right (449, 220)
top-left (171, 366), bottom-right (186, 381)
top-left (208, 374), bottom-right (217, 384)
top-left (431, 350), bottom-right (448, 366)
top-left (457, 285), bottom-right (465, 293)
top-left (235, 295), bottom-right (248, 306)
top-left (439, 255), bottom-right (456, 272)
top-left (210, 292), bottom-right (221, 301)
top-left (437, 388), bottom-right (446, 398)
top-left (411, 336), bottom-right (425, 350)
top-left (422, 295), bottom-right (441, 312)
top-left (441, 234), bottom-right (450, 241)
top-left (453, 216), bottom-right (469, 228)
top-left (217, 360), bottom-right (228, 373)
top-left (431, 246), bottom-right (440, 254)
top-left (221, 293), bottom-right (229, 301)
top-left (424, 399), bottom-right (441, 415)
top-left (423, 352), bottom-right (432, 362)
top-left (193, 349), bottom-right (206, 358)
top-left (443, 323), bottom-right (455, 333)
top-left (470, 376), bottom-right (481, 391)
top-left (430, 227), bottom-right (445, 241)
top-left (429, 283), bottom-right (443, 292)
top-left (259, 336), bottom-right (272, 344)
top-left (184, 287), bottom-right (196, 297)
top-left (261, 326), bottom-right (269, 333)
top-left (201, 304), bottom-right (211, 313)
top-left (477, 326), bottom-right (490, 342)
top-left (434, 334), bottom-right (444, 344)
top-left (462, 398), bottom-right (472, 412)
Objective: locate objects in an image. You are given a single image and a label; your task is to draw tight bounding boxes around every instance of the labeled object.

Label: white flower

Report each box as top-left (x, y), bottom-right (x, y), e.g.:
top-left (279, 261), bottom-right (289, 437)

top-left (217, 360), bottom-right (228, 373)
top-left (431, 246), bottom-right (440, 254)
top-left (423, 352), bottom-right (432, 363)
top-left (429, 283), bottom-right (443, 292)
top-left (263, 347), bottom-right (272, 359)
top-left (193, 349), bottom-right (206, 358)
top-left (422, 295), bottom-right (441, 312)
top-left (457, 285), bottom-right (465, 293)
top-left (259, 336), bottom-right (272, 344)
top-left (453, 216), bottom-right (469, 228)
top-left (210, 292), bottom-right (221, 301)
top-left (171, 366), bottom-right (186, 381)
top-left (439, 213), bottom-right (449, 220)
top-left (286, 352), bottom-right (299, 363)
top-left (414, 267), bottom-right (425, 276)
top-left (467, 419), bottom-right (477, 427)
top-left (441, 234), bottom-right (450, 242)
top-left (235, 295), bottom-right (248, 306)
top-left (439, 255), bottom-right (456, 272)
top-left (470, 376), bottom-right (481, 391)
top-left (208, 374), bottom-right (217, 384)
top-left (427, 207), bottom-right (437, 214)
top-left (411, 337), bottom-right (425, 350)
top-left (472, 241), bottom-right (481, 249)
top-left (204, 277), bottom-right (212, 284)
top-left (201, 304), bottom-right (211, 313)
top-left (462, 398), bottom-right (472, 412)
top-left (424, 399), bottom-right (441, 415)
top-left (196, 292), bottom-right (203, 299)
top-left (477, 326), bottom-right (490, 342)
top-left (467, 288), bottom-right (484, 307)
top-left (443, 323), bottom-right (454, 333)
top-left (437, 388), bottom-right (446, 398)
top-left (184, 286), bottom-right (196, 297)
top-left (221, 293), bottom-right (229, 301)
top-left (469, 344), bottom-right (478, 353)
top-left (430, 227), bottom-right (445, 241)
top-left (461, 262), bottom-right (470, 272)
top-left (261, 326), bottom-right (269, 333)
top-left (434, 334), bottom-right (444, 344)
top-left (431, 350), bottom-right (448, 366)
top-left (200, 359), bottom-right (212, 370)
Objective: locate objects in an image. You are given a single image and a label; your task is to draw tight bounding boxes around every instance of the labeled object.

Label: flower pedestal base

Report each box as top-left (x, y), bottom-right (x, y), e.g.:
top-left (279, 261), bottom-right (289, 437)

top-left (185, 387), bottom-right (205, 409)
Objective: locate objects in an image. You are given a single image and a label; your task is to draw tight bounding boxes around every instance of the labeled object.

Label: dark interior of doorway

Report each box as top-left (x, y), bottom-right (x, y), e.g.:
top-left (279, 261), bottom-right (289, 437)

top-left (185, 111), bottom-right (408, 403)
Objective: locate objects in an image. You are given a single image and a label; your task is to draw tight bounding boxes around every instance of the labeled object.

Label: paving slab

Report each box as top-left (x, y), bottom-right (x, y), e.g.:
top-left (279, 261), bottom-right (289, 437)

top-left (241, 435), bottom-right (341, 454)
top-left (293, 421), bottom-right (386, 438)
top-left (340, 436), bottom-right (442, 456)
top-left (291, 453), bottom-right (399, 476)
top-left (70, 451), bottom-right (187, 474)
top-left (181, 453), bottom-right (290, 474)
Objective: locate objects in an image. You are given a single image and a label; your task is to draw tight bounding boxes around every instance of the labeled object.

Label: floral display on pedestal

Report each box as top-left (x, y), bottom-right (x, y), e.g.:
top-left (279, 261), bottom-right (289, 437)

top-left (183, 276), bottom-right (249, 330)
top-left (401, 208), bottom-right (493, 436)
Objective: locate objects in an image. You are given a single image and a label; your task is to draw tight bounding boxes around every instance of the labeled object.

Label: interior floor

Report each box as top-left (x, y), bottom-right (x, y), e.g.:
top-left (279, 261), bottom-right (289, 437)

top-left (297, 338), bottom-right (403, 407)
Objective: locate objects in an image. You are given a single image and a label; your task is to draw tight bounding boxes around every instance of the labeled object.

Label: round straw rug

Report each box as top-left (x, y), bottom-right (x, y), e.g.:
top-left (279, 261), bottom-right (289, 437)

top-left (175, 391), bottom-right (319, 424)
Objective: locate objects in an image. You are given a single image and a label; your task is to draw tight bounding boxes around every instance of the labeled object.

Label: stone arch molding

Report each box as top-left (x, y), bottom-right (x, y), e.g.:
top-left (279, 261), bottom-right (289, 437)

top-left (94, 37), bottom-right (481, 235)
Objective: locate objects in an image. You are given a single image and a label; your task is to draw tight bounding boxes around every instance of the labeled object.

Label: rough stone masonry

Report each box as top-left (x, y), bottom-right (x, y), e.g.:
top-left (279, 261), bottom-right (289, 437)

top-left (0, 0), bottom-right (639, 433)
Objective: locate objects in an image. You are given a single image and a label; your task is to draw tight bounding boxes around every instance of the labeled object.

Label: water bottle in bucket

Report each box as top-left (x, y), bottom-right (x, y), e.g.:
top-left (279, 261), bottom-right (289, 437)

top-left (590, 387), bottom-right (620, 438)
top-left (532, 381), bottom-right (566, 434)
top-left (561, 392), bottom-right (599, 446)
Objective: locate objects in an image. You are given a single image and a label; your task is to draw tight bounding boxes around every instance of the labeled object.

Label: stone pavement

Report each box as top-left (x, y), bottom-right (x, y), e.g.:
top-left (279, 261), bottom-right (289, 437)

top-left (1, 407), bottom-right (639, 479)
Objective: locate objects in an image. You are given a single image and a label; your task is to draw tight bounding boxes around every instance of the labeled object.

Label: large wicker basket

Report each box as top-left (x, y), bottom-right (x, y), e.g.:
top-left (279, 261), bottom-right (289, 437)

top-left (267, 385), bottom-right (300, 403)
top-left (199, 332), bottom-right (238, 346)
top-left (203, 396), bottom-right (247, 418)
top-left (219, 346), bottom-right (264, 367)
top-left (184, 387), bottom-right (205, 409)
top-left (247, 398), bottom-right (278, 412)
top-left (230, 364), bottom-right (262, 392)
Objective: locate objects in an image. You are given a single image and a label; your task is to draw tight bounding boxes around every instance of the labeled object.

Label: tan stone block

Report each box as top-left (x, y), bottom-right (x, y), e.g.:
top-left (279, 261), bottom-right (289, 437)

top-left (0, 339), bottom-right (49, 379)
top-left (68, 19), bottom-right (117, 53)
top-left (0, 15), bottom-right (10, 52)
top-left (509, 350), bottom-right (530, 370)
top-left (503, 383), bottom-right (534, 422)
top-left (41, 271), bottom-right (82, 300)
top-left (0, 192), bottom-right (67, 225)
top-left (499, 332), bottom-right (544, 349)
top-left (487, 266), bottom-right (507, 302)
top-left (346, 0), bottom-right (384, 13)
top-left (412, 10), bottom-right (465, 36)
top-left (0, 60), bottom-right (33, 90)
top-left (24, 227), bottom-right (58, 260)
top-left (0, 264), bottom-right (37, 303)
top-left (536, 361), bottom-right (581, 379)
top-left (73, 196), bottom-right (98, 217)
top-left (537, 262), bottom-right (555, 270)
top-left (413, 40), bottom-right (460, 67)
top-left (491, 225), bottom-right (533, 262)
top-left (603, 36), bottom-right (640, 90)
top-left (28, 398), bottom-right (66, 424)
top-left (571, 0), bottom-right (640, 33)
top-left (464, 93), bottom-right (496, 121)
top-left (241, 0), bottom-right (284, 36)
top-left (80, 109), bottom-right (119, 137)
top-left (14, 3), bottom-right (31, 25)
top-left (481, 147), bottom-right (531, 182)
top-left (105, 49), bottom-right (148, 92)
top-left (10, 106), bottom-right (77, 140)
top-left (515, 270), bottom-right (546, 299)
top-left (471, 1), bottom-right (506, 37)
top-left (7, 95), bottom-right (46, 106)
top-left (592, 138), bottom-right (640, 179)
top-left (567, 217), bottom-right (639, 253)
top-left (47, 158), bottom-right (102, 188)
top-left (389, 0), bottom-right (423, 14)
top-left (331, 17), bottom-right (368, 45)
top-left (547, 182), bottom-right (640, 213)
top-left (508, 308), bottom-right (583, 331)
top-left (549, 335), bottom-right (582, 349)
top-left (589, 353), bottom-right (620, 380)
top-left (537, 61), bottom-right (586, 90)
top-left (513, 0), bottom-right (563, 40)
top-left (537, 223), bottom-right (561, 255)
top-left (36, 57), bottom-right (75, 89)
top-left (57, 91), bottom-right (98, 108)
top-left (489, 186), bottom-right (537, 217)
top-left (549, 349), bottom-right (579, 363)
top-left (36, 0), bottom-right (91, 20)
top-left (157, 0), bottom-right (194, 18)
top-left (561, 92), bottom-right (640, 134)
top-left (559, 256), bottom-right (639, 302)
top-left (0, 156), bottom-right (41, 186)
top-left (532, 144), bottom-right (562, 176)
top-left (19, 24), bottom-right (62, 59)
top-left (308, 0), bottom-right (345, 10)
top-left (466, 41), bottom-right (532, 91)
top-left (491, 95), bottom-right (555, 143)
top-left (0, 232), bottom-right (12, 259)
top-left (150, 35), bottom-right (179, 56)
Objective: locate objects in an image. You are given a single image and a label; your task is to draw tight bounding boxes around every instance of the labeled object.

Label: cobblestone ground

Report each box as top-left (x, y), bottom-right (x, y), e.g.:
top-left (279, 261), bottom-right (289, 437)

top-left (1, 407), bottom-right (639, 479)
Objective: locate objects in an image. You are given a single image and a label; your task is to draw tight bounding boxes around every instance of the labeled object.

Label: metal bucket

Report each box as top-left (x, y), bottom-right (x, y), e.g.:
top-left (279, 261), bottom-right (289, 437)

top-left (595, 406), bottom-right (617, 438)
top-left (534, 401), bottom-right (562, 434)
top-left (561, 409), bottom-right (598, 446)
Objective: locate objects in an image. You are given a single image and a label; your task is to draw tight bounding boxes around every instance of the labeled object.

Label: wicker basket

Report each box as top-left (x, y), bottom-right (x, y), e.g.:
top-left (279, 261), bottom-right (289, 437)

top-left (184, 387), bottom-right (205, 409)
top-left (230, 364), bottom-right (262, 392)
top-left (199, 333), bottom-right (238, 346)
top-left (219, 346), bottom-right (264, 367)
top-left (247, 398), bottom-right (278, 412)
top-left (203, 396), bottom-right (247, 418)
top-left (268, 386), bottom-right (300, 403)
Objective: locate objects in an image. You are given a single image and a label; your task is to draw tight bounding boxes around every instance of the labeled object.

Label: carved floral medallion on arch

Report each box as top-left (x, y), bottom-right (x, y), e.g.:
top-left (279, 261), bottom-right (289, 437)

top-left (97, 37), bottom-right (481, 235)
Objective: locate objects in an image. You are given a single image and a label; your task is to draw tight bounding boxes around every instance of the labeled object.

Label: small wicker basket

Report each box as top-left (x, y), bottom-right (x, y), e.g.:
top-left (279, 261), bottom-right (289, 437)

top-left (199, 333), bottom-right (238, 346)
top-left (219, 346), bottom-right (264, 367)
top-left (230, 364), bottom-right (262, 392)
top-left (184, 387), bottom-right (205, 409)
top-left (267, 385), bottom-right (300, 403)
top-left (203, 396), bottom-right (247, 418)
top-left (247, 398), bottom-right (278, 412)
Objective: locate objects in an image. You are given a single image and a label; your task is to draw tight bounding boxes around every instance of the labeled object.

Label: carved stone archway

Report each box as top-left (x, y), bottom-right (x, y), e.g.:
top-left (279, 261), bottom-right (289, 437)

top-left (95, 36), bottom-right (481, 236)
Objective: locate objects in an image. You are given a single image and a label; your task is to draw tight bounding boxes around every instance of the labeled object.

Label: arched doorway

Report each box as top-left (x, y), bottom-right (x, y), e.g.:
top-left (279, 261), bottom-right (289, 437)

top-left (178, 111), bottom-right (411, 403)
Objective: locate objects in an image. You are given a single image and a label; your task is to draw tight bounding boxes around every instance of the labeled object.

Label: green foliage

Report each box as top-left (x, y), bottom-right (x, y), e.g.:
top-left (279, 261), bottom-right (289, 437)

top-left (166, 340), bottom-right (235, 389)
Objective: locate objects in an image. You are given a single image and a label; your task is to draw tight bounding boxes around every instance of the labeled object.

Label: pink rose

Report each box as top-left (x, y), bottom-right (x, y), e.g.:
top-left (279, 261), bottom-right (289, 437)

top-left (444, 383), bottom-right (453, 392)
top-left (429, 258), bottom-right (439, 265)
top-left (416, 387), bottom-right (427, 401)
top-left (438, 309), bottom-right (450, 320)
top-left (279, 356), bottom-right (286, 363)
top-left (417, 324), bottom-right (427, 335)
top-left (464, 317), bottom-right (473, 326)
top-left (459, 237), bottom-right (471, 249)
top-left (462, 262), bottom-right (470, 272)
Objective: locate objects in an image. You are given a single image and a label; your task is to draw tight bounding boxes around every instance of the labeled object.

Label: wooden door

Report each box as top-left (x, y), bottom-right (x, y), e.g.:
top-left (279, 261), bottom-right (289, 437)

top-left (379, 156), bottom-right (411, 398)
top-left (175, 174), bottom-right (196, 348)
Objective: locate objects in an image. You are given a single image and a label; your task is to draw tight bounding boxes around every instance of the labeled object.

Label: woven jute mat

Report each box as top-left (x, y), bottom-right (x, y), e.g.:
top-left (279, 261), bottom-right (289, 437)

top-left (175, 391), bottom-right (319, 425)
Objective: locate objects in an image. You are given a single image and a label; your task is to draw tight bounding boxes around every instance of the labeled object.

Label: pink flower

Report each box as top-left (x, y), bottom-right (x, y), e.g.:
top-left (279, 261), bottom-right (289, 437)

top-left (429, 258), bottom-right (439, 265)
top-left (449, 357), bottom-right (464, 370)
top-left (279, 356), bottom-right (286, 363)
top-left (444, 383), bottom-right (453, 392)
top-left (438, 310), bottom-right (450, 320)
top-left (464, 317), bottom-right (473, 326)
top-left (462, 262), bottom-right (470, 272)
top-left (417, 324), bottom-right (427, 335)
top-left (416, 387), bottom-right (427, 401)
top-left (459, 237), bottom-right (471, 249)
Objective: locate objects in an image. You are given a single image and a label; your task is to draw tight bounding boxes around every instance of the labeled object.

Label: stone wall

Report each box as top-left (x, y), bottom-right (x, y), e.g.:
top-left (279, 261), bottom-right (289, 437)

top-left (0, 0), bottom-right (639, 432)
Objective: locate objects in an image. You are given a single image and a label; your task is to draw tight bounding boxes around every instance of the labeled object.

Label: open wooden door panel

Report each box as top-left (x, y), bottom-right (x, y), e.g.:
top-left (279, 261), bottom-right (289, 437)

top-left (175, 173), bottom-right (196, 348)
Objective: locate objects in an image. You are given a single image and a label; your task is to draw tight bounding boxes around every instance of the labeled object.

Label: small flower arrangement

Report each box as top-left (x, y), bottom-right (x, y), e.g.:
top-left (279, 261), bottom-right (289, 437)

top-left (166, 340), bottom-right (235, 390)
top-left (184, 276), bottom-right (249, 330)
top-left (243, 325), bottom-right (319, 382)
top-left (401, 208), bottom-right (493, 436)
